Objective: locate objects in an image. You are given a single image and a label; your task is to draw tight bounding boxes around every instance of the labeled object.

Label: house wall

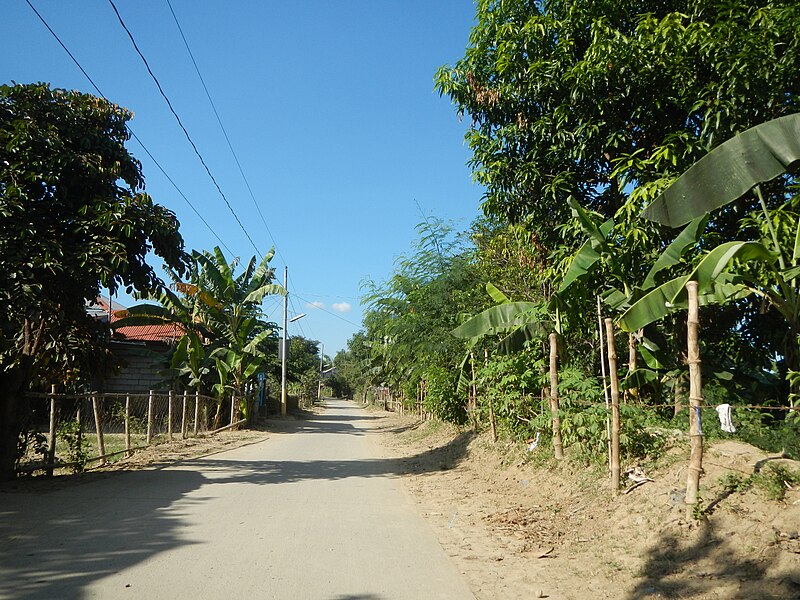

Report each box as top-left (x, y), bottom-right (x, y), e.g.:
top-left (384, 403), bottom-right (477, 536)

top-left (100, 343), bottom-right (170, 393)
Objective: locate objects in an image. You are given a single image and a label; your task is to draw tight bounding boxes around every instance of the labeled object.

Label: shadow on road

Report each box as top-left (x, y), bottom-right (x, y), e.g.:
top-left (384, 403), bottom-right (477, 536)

top-left (190, 431), bottom-right (474, 487)
top-left (0, 400), bottom-right (471, 599)
top-left (0, 468), bottom-right (208, 599)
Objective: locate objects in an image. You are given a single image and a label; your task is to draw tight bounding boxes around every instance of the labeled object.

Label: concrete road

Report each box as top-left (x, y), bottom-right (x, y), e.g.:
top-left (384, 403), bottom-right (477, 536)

top-left (0, 399), bottom-right (475, 600)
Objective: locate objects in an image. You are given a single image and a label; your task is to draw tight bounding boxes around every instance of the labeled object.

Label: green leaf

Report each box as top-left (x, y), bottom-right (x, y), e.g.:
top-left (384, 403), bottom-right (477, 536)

top-left (451, 301), bottom-right (539, 340)
top-left (243, 283), bottom-right (285, 305)
top-left (569, 196), bottom-right (609, 248)
top-left (619, 277), bottom-right (688, 332)
top-left (794, 219), bottom-right (800, 263)
top-left (559, 218), bottom-right (614, 293)
top-left (620, 241), bottom-right (775, 331)
top-left (621, 368), bottom-right (658, 390)
top-left (642, 216), bottom-right (708, 288)
top-left (601, 288), bottom-right (629, 311)
top-left (643, 113), bottom-right (800, 227)
top-left (559, 239), bottom-right (600, 293)
top-left (497, 322), bottom-right (551, 354)
top-left (639, 341), bottom-right (665, 370)
top-left (486, 282), bottom-right (510, 304)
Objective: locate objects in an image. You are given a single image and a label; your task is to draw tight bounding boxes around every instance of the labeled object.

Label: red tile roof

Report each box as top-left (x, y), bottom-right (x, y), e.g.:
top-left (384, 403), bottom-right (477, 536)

top-left (92, 298), bottom-right (185, 344)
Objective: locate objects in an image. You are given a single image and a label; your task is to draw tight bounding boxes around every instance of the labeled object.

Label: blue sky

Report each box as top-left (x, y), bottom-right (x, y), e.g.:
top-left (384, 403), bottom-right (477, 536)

top-left (3, 1), bottom-right (483, 355)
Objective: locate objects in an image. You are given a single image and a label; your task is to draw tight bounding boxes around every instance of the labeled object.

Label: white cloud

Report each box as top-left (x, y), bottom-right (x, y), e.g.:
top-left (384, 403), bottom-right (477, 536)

top-left (306, 301), bottom-right (325, 309)
top-left (332, 302), bottom-right (352, 313)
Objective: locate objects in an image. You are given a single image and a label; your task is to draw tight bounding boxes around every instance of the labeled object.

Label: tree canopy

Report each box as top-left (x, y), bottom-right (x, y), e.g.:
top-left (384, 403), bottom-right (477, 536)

top-left (0, 83), bottom-right (186, 479)
top-left (435, 0), bottom-right (800, 228)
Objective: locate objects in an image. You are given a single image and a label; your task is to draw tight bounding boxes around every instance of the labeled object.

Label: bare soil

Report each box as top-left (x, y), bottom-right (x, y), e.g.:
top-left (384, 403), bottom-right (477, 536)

top-left (371, 408), bottom-right (800, 600)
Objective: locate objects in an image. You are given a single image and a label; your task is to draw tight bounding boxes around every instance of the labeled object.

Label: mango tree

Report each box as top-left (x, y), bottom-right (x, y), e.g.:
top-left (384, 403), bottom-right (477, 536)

top-left (0, 84), bottom-right (186, 480)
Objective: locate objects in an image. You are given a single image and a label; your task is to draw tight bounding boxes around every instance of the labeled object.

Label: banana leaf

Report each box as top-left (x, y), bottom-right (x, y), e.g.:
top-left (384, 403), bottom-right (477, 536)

top-left (559, 213), bottom-right (614, 293)
top-left (451, 302), bottom-right (539, 339)
top-left (621, 368), bottom-right (658, 390)
top-left (620, 241), bottom-right (775, 331)
top-left (643, 113), bottom-right (800, 227)
top-left (642, 216), bottom-right (708, 288)
top-left (486, 282), bottom-right (510, 304)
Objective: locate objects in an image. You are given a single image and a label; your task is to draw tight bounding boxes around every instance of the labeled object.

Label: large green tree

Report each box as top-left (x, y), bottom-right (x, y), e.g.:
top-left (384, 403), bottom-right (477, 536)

top-left (436, 0), bottom-right (800, 409)
top-left (0, 83), bottom-right (186, 480)
top-left (436, 0), bottom-right (800, 228)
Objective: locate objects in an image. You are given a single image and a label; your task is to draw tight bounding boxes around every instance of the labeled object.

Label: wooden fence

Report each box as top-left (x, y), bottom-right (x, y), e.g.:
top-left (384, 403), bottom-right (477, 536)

top-left (17, 388), bottom-right (258, 475)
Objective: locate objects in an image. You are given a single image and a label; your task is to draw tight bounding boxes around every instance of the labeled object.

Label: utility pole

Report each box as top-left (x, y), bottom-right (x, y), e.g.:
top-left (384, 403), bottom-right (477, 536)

top-left (317, 343), bottom-right (324, 403)
top-left (280, 266), bottom-right (288, 417)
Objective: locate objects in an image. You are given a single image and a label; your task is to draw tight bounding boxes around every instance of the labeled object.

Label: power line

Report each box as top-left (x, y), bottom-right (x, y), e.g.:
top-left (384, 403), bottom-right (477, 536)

top-left (106, 0), bottom-right (261, 256)
top-left (288, 293), bottom-right (310, 339)
top-left (131, 136), bottom-right (235, 256)
top-left (292, 291), bottom-right (362, 328)
top-left (164, 0), bottom-right (285, 265)
top-left (23, 0), bottom-right (233, 257)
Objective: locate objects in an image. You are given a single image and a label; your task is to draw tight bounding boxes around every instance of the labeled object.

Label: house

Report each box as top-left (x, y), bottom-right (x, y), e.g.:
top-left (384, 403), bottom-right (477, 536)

top-left (88, 298), bottom-right (184, 393)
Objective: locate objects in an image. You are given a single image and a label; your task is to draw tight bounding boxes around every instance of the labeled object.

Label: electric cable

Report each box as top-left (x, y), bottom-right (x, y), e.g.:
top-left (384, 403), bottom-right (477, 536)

top-left (164, 0), bottom-right (285, 265)
top-left (291, 291), bottom-right (362, 328)
top-left (23, 0), bottom-right (233, 256)
top-left (106, 0), bottom-right (261, 256)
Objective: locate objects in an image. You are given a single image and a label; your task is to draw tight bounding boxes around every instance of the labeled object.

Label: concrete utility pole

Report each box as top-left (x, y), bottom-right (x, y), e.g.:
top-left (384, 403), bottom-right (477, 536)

top-left (317, 343), bottom-right (324, 403)
top-left (281, 266), bottom-right (288, 417)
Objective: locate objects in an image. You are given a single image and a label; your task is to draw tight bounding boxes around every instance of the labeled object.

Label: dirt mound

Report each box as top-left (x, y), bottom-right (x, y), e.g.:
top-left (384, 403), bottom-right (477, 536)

top-left (374, 410), bottom-right (800, 600)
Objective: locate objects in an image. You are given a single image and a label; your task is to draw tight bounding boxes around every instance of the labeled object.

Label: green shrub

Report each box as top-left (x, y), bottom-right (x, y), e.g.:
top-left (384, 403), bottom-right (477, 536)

top-left (424, 365), bottom-right (467, 425)
top-left (57, 419), bottom-right (89, 473)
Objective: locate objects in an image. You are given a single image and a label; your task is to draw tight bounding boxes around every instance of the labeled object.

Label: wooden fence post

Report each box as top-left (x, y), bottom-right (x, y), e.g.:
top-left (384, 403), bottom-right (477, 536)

top-left (604, 319), bottom-right (621, 495)
top-left (597, 297), bottom-right (612, 473)
top-left (47, 384), bottom-right (57, 477)
top-left (230, 395), bottom-right (236, 426)
top-left (125, 394), bottom-right (132, 458)
top-left (549, 333), bottom-right (564, 460)
top-left (685, 281), bottom-right (704, 520)
top-left (484, 349), bottom-right (497, 442)
top-left (470, 351), bottom-right (478, 432)
top-left (76, 398), bottom-right (82, 454)
top-left (181, 390), bottom-right (188, 439)
top-left (194, 389), bottom-right (200, 435)
top-left (92, 392), bottom-right (106, 465)
top-left (168, 390), bottom-right (174, 441)
top-left (147, 390), bottom-right (154, 445)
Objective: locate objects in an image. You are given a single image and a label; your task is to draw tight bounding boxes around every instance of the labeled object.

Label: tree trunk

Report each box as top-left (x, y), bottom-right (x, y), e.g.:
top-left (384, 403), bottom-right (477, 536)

top-left (0, 361), bottom-right (31, 481)
top-left (212, 398), bottom-right (225, 430)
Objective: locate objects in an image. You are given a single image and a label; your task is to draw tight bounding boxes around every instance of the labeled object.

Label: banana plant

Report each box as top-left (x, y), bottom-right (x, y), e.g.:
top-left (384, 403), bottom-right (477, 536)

top-left (168, 332), bottom-right (209, 391)
top-left (558, 197), bottom-right (710, 388)
top-left (451, 283), bottom-right (552, 353)
top-left (451, 283), bottom-right (553, 398)
top-left (115, 246), bottom-right (285, 408)
top-left (621, 114), bottom-right (800, 328)
top-left (619, 114), bottom-right (800, 398)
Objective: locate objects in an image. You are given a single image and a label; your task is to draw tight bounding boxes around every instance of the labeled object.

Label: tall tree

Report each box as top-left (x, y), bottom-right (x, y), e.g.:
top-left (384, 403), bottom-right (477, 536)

top-left (0, 83), bottom-right (186, 480)
top-left (436, 0), bottom-right (800, 228)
